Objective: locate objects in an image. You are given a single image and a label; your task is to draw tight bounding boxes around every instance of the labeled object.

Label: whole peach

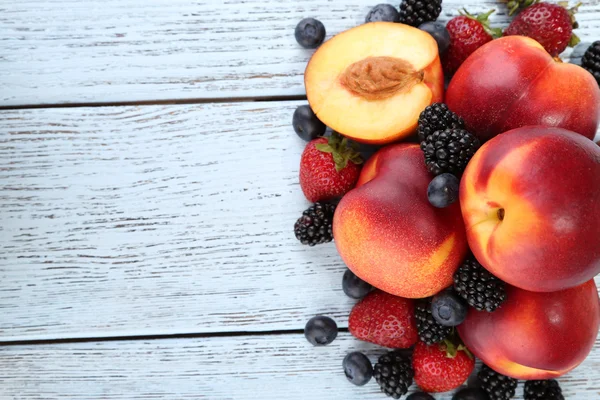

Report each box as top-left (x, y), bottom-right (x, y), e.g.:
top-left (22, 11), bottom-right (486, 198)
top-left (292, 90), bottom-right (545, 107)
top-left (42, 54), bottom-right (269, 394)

top-left (460, 126), bottom-right (600, 292)
top-left (333, 144), bottom-right (467, 298)
top-left (458, 280), bottom-right (600, 380)
top-left (447, 36), bottom-right (600, 142)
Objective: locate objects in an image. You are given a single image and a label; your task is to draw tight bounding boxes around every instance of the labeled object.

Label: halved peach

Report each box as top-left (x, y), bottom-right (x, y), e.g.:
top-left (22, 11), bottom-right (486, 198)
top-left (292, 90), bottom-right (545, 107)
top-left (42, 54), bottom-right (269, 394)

top-left (305, 22), bottom-right (444, 144)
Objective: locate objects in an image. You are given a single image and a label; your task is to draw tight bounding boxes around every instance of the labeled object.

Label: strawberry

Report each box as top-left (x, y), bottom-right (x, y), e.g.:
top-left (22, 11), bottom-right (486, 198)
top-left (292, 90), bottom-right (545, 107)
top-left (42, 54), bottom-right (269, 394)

top-left (504, 2), bottom-right (581, 56)
top-left (299, 132), bottom-right (362, 203)
top-left (444, 9), bottom-right (502, 75)
top-left (412, 340), bottom-right (475, 393)
top-left (503, 0), bottom-right (540, 16)
top-left (348, 290), bottom-right (419, 349)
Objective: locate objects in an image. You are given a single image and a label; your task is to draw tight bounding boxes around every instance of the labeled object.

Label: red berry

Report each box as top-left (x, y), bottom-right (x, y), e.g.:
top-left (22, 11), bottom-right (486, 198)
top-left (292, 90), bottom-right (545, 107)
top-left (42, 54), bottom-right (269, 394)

top-left (504, 2), bottom-right (580, 57)
top-left (348, 290), bottom-right (419, 349)
top-left (412, 340), bottom-right (475, 393)
top-left (299, 133), bottom-right (362, 203)
top-left (444, 10), bottom-right (501, 75)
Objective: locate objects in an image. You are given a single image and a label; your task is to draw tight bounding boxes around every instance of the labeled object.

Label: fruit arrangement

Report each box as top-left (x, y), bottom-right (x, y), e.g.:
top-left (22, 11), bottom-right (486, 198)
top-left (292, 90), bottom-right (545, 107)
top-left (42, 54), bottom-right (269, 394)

top-left (293, 1), bottom-right (600, 398)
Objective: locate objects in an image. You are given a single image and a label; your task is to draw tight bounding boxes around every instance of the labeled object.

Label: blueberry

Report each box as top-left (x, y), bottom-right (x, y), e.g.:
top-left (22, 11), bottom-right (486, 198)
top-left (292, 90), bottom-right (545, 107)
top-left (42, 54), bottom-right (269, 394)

top-left (452, 387), bottom-right (489, 400)
top-left (295, 18), bottom-right (326, 49)
top-left (406, 392), bottom-right (435, 400)
top-left (293, 105), bottom-right (326, 141)
top-left (365, 4), bottom-right (400, 23)
top-left (427, 173), bottom-right (459, 208)
top-left (431, 290), bottom-right (467, 327)
top-left (342, 269), bottom-right (373, 299)
top-left (304, 316), bottom-right (338, 345)
top-left (342, 351), bottom-right (373, 386)
top-left (419, 21), bottom-right (451, 55)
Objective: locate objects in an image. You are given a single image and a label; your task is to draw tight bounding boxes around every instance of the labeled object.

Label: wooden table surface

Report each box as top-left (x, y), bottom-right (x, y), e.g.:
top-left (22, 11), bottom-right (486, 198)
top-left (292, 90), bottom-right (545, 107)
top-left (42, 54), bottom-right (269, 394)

top-left (1, 1), bottom-right (599, 399)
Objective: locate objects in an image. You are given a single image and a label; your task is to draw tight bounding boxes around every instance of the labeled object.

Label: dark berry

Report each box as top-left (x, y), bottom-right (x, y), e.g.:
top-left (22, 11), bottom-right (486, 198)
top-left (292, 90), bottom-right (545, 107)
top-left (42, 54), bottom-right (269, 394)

top-left (524, 380), bottom-right (564, 400)
top-left (421, 128), bottom-right (480, 176)
top-left (582, 40), bottom-right (600, 85)
top-left (293, 105), bottom-right (326, 141)
top-left (407, 392), bottom-right (435, 400)
top-left (294, 202), bottom-right (335, 246)
top-left (454, 257), bottom-right (507, 312)
top-left (342, 269), bottom-right (373, 299)
top-left (366, 4), bottom-right (400, 22)
top-left (295, 18), bottom-right (326, 49)
top-left (343, 351), bottom-right (373, 386)
top-left (431, 290), bottom-right (467, 327)
top-left (419, 21), bottom-right (451, 54)
top-left (479, 365), bottom-right (518, 400)
top-left (398, 0), bottom-right (442, 27)
top-left (428, 173), bottom-right (459, 208)
top-left (452, 387), bottom-right (490, 400)
top-left (415, 298), bottom-right (451, 344)
top-left (417, 103), bottom-right (465, 142)
top-left (374, 351), bottom-right (414, 399)
top-left (304, 315), bottom-right (338, 346)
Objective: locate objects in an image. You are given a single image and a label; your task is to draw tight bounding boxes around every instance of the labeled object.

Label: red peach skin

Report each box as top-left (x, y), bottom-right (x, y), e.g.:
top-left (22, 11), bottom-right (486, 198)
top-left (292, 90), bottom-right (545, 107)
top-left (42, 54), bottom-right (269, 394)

top-left (333, 144), bottom-right (467, 298)
top-left (447, 36), bottom-right (600, 142)
top-left (460, 126), bottom-right (600, 292)
top-left (458, 280), bottom-right (600, 380)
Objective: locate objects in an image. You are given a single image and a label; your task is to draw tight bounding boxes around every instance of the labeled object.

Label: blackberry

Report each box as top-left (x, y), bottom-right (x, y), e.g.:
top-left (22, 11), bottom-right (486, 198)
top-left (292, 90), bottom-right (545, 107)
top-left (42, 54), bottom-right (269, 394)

top-left (415, 298), bottom-right (451, 344)
top-left (479, 364), bottom-right (518, 400)
top-left (582, 41), bottom-right (600, 85)
top-left (374, 351), bottom-right (414, 399)
top-left (398, 0), bottom-right (442, 27)
top-left (417, 103), bottom-right (465, 142)
top-left (294, 202), bottom-right (335, 246)
top-left (524, 380), bottom-right (564, 400)
top-left (454, 257), bottom-right (507, 312)
top-left (421, 128), bottom-right (480, 176)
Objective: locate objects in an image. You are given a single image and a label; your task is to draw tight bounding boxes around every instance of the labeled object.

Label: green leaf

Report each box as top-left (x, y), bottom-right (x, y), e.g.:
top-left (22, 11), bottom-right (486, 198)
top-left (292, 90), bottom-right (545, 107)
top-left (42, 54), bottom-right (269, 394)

top-left (569, 33), bottom-right (581, 48)
top-left (349, 154), bottom-right (364, 165)
top-left (442, 339), bottom-right (458, 358)
top-left (457, 344), bottom-right (474, 360)
top-left (488, 27), bottom-right (503, 39)
top-left (315, 143), bottom-right (334, 153)
top-left (332, 153), bottom-right (348, 172)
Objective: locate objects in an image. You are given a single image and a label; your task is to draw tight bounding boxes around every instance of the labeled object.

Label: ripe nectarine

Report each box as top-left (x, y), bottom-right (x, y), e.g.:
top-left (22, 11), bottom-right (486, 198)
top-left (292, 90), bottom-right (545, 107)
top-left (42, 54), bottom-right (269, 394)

top-left (333, 144), bottom-right (467, 298)
top-left (447, 36), bottom-right (600, 142)
top-left (460, 126), bottom-right (600, 292)
top-left (305, 22), bottom-right (444, 144)
top-left (458, 280), bottom-right (600, 380)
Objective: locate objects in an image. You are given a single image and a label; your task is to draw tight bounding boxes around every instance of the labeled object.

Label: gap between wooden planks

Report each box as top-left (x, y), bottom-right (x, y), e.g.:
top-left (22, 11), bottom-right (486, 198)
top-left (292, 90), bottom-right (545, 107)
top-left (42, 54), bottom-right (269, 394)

top-left (2, 0), bottom-right (600, 106)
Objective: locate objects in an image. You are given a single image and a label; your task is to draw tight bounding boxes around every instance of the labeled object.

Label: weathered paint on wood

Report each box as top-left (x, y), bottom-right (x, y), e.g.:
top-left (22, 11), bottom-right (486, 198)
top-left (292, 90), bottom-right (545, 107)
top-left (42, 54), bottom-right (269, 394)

top-left (1, 102), bottom-right (599, 343)
top-left (0, 101), bottom-right (357, 341)
top-left (1, 333), bottom-right (599, 399)
top-left (2, 0), bottom-right (600, 106)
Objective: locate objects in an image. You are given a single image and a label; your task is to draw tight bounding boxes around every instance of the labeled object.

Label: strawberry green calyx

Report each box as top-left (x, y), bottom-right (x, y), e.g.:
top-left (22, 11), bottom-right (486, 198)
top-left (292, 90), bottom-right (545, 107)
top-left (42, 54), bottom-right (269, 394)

top-left (315, 132), bottom-right (363, 172)
top-left (505, 0), bottom-right (539, 16)
top-left (459, 9), bottom-right (503, 39)
top-left (441, 337), bottom-right (474, 359)
top-left (559, 1), bottom-right (582, 47)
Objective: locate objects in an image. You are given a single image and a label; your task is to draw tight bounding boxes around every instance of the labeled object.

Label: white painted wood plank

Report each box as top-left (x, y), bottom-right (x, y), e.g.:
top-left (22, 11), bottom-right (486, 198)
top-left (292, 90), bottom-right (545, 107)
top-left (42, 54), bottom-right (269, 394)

top-left (2, 0), bottom-right (599, 106)
top-left (1, 103), bottom-right (599, 341)
top-left (1, 333), bottom-right (599, 399)
top-left (0, 101), bottom-right (359, 341)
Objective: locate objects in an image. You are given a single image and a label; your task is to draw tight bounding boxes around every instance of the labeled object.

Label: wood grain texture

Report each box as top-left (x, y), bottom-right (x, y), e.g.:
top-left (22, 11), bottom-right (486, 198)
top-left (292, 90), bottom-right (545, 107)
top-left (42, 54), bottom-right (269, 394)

top-left (1, 333), bottom-right (599, 399)
top-left (2, 0), bottom-right (600, 106)
top-left (0, 101), bottom-right (360, 341)
top-left (1, 102), bottom-right (599, 342)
